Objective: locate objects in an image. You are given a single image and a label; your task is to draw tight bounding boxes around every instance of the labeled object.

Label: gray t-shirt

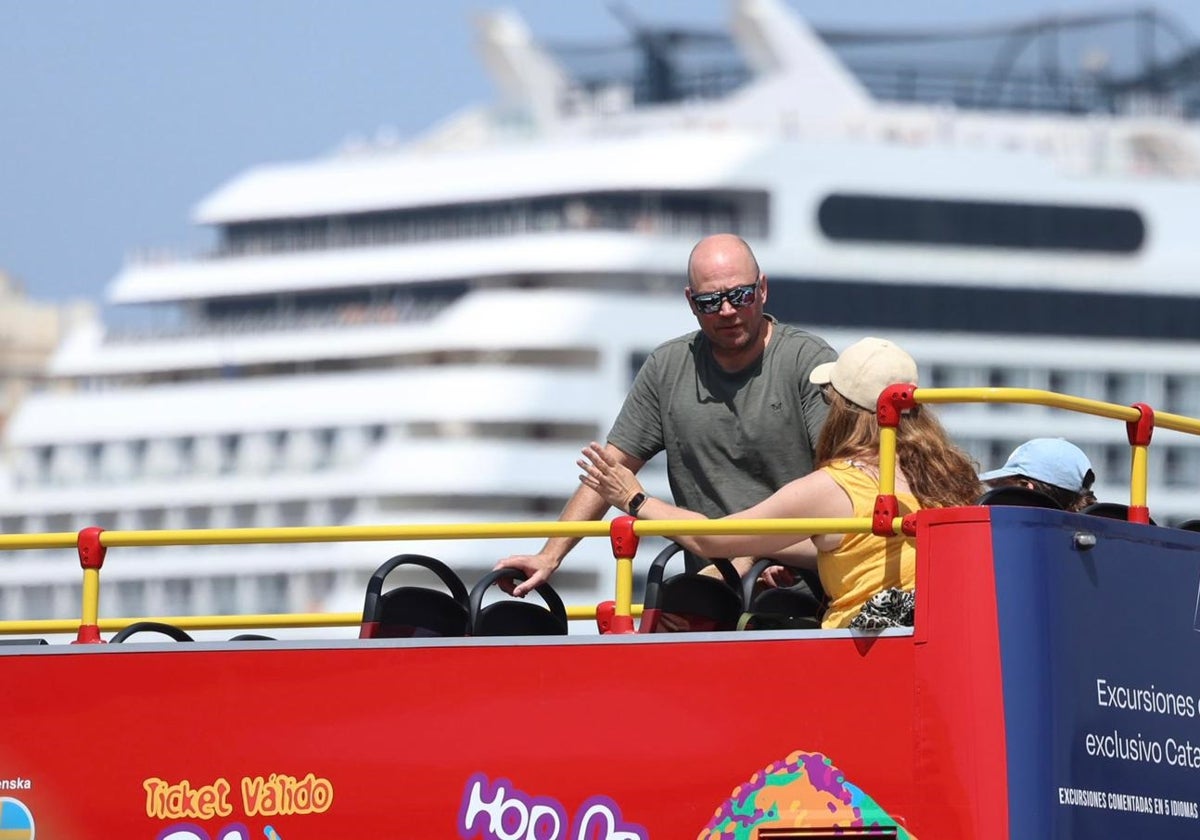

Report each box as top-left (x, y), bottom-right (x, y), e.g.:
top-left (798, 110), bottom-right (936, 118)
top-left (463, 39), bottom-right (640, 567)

top-left (608, 318), bottom-right (836, 518)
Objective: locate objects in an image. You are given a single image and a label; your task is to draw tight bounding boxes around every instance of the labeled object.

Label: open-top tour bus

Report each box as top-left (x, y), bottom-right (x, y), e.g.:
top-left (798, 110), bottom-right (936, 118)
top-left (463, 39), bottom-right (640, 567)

top-left (2, 385), bottom-right (1200, 840)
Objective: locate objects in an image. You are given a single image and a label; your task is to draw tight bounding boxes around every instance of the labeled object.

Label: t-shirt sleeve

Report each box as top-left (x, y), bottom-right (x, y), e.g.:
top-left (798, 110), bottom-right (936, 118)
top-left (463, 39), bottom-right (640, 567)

top-left (607, 351), bottom-right (665, 461)
top-left (796, 336), bottom-right (837, 457)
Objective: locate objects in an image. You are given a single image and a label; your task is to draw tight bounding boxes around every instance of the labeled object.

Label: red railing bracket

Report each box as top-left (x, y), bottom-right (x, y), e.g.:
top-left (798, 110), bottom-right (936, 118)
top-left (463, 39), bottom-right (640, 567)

top-left (877, 383), bottom-right (918, 428)
top-left (73, 625), bottom-right (103, 645)
top-left (609, 515), bottom-right (639, 560)
top-left (77, 526), bottom-right (107, 570)
top-left (606, 516), bottom-right (639, 634)
top-left (72, 527), bottom-right (107, 644)
top-left (1128, 505), bottom-right (1151, 525)
top-left (1126, 402), bottom-right (1155, 447)
top-left (873, 495), bottom-right (900, 536)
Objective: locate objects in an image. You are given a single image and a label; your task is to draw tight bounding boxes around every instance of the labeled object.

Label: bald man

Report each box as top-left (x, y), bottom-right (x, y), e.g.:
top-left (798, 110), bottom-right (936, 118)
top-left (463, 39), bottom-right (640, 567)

top-left (496, 234), bottom-right (835, 600)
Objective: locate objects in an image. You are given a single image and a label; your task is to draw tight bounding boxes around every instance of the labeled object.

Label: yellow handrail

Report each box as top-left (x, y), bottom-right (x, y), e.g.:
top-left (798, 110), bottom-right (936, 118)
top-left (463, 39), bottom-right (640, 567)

top-left (0, 518), bottom-right (875, 639)
top-left (913, 386), bottom-right (1142, 420)
top-left (3, 385), bottom-right (1199, 642)
top-left (0, 603), bottom-right (644, 636)
top-left (910, 386), bottom-right (1164, 519)
top-left (0, 532), bottom-right (76, 550)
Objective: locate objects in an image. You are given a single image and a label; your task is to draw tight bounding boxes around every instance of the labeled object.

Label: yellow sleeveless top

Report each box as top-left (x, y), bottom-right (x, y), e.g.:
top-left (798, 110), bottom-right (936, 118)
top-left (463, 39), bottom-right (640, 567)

top-left (818, 460), bottom-right (919, 629)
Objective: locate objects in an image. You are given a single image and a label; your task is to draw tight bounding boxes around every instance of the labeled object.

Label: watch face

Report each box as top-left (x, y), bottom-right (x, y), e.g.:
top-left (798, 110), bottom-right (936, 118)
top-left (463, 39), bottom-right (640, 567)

top-left (629, 493), bottom-right (647, 515)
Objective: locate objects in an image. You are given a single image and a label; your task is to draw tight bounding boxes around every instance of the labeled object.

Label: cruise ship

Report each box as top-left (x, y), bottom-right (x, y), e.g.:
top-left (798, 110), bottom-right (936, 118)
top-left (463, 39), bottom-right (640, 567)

top-left (3, 0), bottom-right (1200, 626)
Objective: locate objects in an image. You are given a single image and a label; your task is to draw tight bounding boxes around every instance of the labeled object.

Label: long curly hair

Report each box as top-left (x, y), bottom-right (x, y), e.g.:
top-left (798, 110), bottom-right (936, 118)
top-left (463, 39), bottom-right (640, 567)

top-left (815, 388), bottom-right (982, 508)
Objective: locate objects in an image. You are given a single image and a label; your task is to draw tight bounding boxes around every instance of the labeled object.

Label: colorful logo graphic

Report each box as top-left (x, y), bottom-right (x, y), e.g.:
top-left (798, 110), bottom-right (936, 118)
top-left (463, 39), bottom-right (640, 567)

top-left (699, 751), bottom-right (914, 839)
top-left (0, 796), bottom-right (35, 840)
top-left (154, 824), bottom-right (279, 840)
top-left (459, 773), bottom-right (647, 840)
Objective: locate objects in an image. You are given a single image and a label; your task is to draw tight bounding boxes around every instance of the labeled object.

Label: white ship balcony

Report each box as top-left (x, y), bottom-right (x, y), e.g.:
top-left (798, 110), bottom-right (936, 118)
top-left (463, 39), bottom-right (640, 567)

top-left (110, 231), bottom-right (696, 305)
top-left (10, 364), bottom-right (615, 450)
top-left (50, 288), bottom-right (696, 379)
top-left (192, 131), bottom-right (766, 227)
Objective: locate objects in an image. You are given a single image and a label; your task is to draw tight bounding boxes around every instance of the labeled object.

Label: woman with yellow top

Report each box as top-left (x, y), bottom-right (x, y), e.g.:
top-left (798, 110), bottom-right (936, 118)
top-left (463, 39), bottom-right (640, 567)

top-left (578, 337), bottom-right (981, 629)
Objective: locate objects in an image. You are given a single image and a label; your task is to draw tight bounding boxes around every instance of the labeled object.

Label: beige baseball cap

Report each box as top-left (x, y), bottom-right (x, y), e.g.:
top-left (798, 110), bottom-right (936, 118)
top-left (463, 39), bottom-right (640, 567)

top-left (809, 337), bottom-right (919, 411)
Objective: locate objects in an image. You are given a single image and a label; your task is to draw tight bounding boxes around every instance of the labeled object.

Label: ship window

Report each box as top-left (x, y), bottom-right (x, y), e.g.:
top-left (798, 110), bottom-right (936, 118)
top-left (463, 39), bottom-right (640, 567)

top-left (279, 500), bottom-right (307, 527)
top-left (1102, 372), bottom-right (1124, 404)
top-left (330, 497), bottom-right (355, 522)
top-left (95, 511), bottom-right (119, 529)
top-left (85, 443), bottom-right (103, 477)
top-left (1166, 448), bottom-right (1200, 488)
top-left (315, 428), bottom-right (335, 468)
top-left (33, 446), bottom-right (52, 482)
top-left (818, 193), bottom-right (1144, 253)
top-left (65, 585), bottom-right (82, 617)
top-left (257, 574), bottom-right (290, 613)
top-left (1164, 375), bottom-right (1181, 412)
top-left (269, 431), bottom-right (288, 471)
top-left (306, 571), bottom-right (336, 604)
top-left (218, 189), bottom-right (769, 257)
top-left (184, 506), bottom-right (210, 529)
top-left (23, 585), bottom-right (54, 620)
top-left (129, 439), bottom-right (147, 474)
top-left (163, 579), bottom-right (193, 615)
top-left (219, 434), bottom-right (240, 473)
top-left (1048, 370), bottom-right (1069, 395)
top-left (116, 580), bottom-right (146, 616)
top-left (1113, 372), bottom-right (1149, 406)
top-left (1164, 374), bottom-right (1200, 415)
top-left (629, 351), bottom-right (651, 383)
top-left (927, 364), bottom-right (950, 388)
top-left (177, 437), bottom-right (195, 470)
top-left (987, 440), bottom-right (1016, 471)
top-left (986, 368), bottom-right (1034, 411)
top-left (1104, 444), bottom-right (1131, 484)
top-left (211, 576), bottom-right (239, 615)
top-left (232, 504), bottom-right (257, 528)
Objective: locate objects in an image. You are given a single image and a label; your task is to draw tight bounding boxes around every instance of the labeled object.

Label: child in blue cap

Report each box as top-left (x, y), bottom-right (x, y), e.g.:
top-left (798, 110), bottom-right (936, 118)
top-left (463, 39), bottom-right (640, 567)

top-left (980, 438), bottom-right (1097, 511)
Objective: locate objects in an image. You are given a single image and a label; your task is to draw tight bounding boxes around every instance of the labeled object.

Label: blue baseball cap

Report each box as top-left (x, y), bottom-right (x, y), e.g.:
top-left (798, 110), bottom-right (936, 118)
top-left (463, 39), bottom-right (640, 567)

top-left (980, 438), bottom-right (1095, 493)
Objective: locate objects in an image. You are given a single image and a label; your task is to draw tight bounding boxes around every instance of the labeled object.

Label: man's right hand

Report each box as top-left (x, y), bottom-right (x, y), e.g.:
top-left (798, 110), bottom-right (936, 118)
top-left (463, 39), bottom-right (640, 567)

top-left (758, 564), bottom-right (796, 589)
top-left (493, 552), bottom-right (560, 597)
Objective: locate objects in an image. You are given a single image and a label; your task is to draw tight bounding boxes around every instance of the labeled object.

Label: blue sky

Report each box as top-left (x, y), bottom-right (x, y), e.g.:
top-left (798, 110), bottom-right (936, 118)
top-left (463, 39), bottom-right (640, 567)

top-left (3, 0), bottom-right (1199, 305)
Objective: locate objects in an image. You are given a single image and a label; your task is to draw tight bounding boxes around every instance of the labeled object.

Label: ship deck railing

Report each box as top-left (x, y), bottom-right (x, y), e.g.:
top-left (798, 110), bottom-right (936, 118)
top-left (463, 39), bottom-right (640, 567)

top-left (1, 386), bottom-right (1199, 642)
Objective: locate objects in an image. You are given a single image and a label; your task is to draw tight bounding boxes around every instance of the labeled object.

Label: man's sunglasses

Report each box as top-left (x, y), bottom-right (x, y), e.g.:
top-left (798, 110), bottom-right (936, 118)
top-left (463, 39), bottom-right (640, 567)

top-left (689, 281), bottom-right (759, 315)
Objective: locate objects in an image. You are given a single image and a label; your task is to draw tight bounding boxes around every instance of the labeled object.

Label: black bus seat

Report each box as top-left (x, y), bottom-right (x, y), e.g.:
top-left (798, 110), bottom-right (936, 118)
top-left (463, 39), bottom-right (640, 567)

top-left (976, 486), bottom-right (1064, 509)
top-left (640, 542), bottom-right (742, 633)
top-left (110, 621), bottom-right (194, 643)
top-left (468, 569), bottom-right (568, 637)
top-left (738, 557), bottom-right (823, 631)
top-left (359, 553), bottom-right (470, 639)
top-left (1081, 502), bottom-right (1157, 525)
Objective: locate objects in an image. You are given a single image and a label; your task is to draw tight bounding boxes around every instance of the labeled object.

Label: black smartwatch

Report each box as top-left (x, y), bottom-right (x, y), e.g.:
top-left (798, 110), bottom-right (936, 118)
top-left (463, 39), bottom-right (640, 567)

top-left (627, 492), bottom-right (648, 517)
